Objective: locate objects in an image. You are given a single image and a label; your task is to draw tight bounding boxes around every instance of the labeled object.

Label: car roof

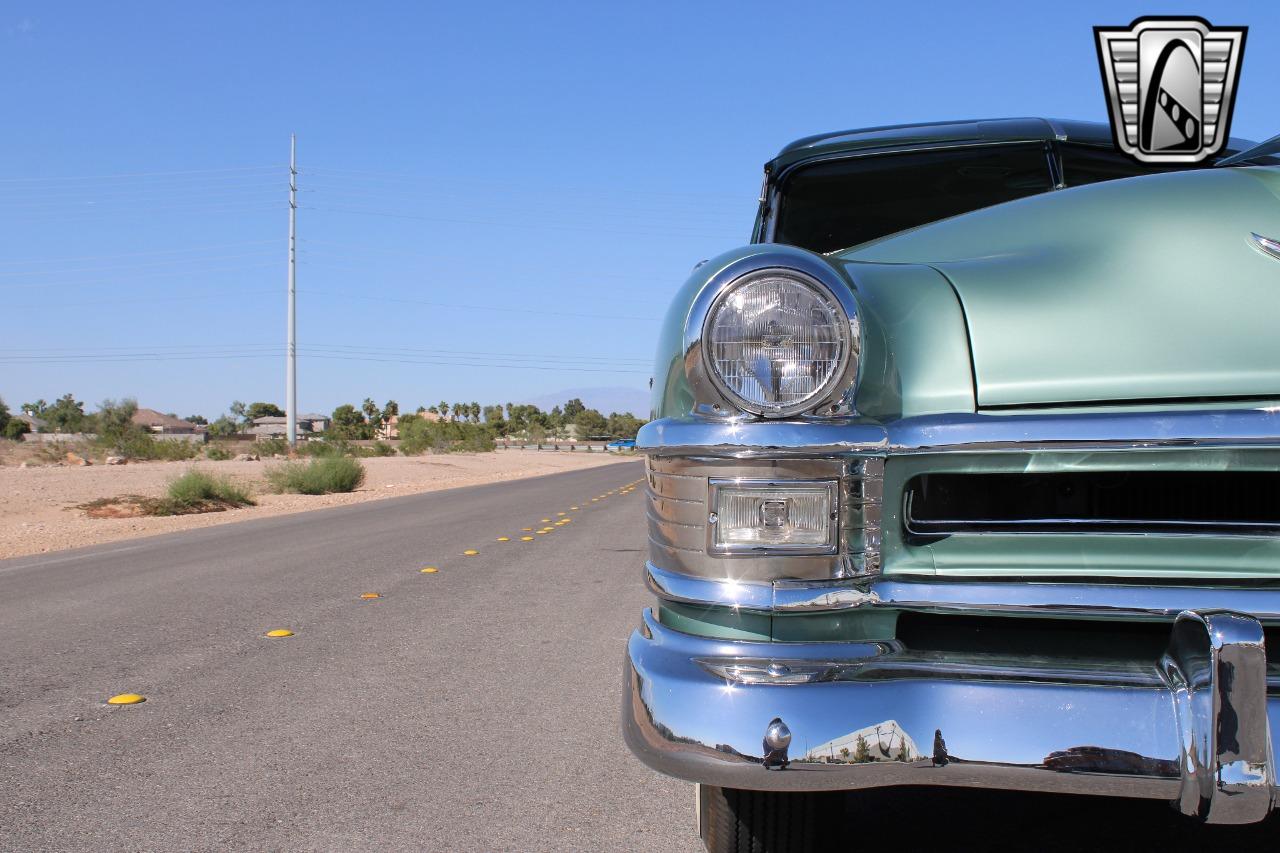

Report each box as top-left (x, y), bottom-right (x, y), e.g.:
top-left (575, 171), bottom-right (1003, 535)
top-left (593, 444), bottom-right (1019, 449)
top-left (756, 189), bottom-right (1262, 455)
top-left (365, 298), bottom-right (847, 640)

top-left (767, 117), bottom-right (1255, 173)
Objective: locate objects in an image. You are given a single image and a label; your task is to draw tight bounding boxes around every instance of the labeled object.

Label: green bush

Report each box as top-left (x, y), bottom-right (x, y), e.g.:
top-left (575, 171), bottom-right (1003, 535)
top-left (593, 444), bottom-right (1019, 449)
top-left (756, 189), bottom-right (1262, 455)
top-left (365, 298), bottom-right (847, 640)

top-left (167, 468), bottom-right (254, 507)
top-left (399, 416), bottom-right (495, 455)
top-left (110, 431), bottom-right (201, 461)
top-left (205, 444), bottom-right (233, 461)
top-left (265, 456), bottom-right (366, 495)
top-left (256, 437), bottom-right (289, 457)
top-left (3, 419), bottom-right (30, 440)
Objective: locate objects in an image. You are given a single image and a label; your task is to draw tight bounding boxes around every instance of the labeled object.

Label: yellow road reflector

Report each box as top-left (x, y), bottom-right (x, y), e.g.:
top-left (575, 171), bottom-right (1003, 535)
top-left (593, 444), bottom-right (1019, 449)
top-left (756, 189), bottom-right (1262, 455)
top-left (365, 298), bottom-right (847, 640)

top-left (360, 592), bottom-right (381, 599)
top-left (537, 530), bottom-right (551, 535)
top-left (106, 693), bottom-right (145, 705)
top-left (420, 567), bottom-right (439, 574)
top-left (571, 506), bottom-right (580, 510)
top-left (541, 518), bottom-right (551, 523)
top-left (464, 549), bottom-right (479, 556)
top-left (497, 537), bottom-right (510, 542)
top-left (265, 629), bottom-right (294, 638)
top-left (556, 511), bottom-right (566, 516)
top-left (555, 520), bottom-right (568, 526)
top-left (522, 527), bottom-right (533, 531)
top-left (591, 498), bottom-right (599, 502)
top-left (520, 536), bottom-right (534, 541)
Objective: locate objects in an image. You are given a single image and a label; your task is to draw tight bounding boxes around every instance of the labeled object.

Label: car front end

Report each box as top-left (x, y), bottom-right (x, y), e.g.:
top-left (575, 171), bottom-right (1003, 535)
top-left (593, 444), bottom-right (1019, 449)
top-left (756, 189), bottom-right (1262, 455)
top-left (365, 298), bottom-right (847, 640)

top-left (622, 122), bottom-right (1280, 847)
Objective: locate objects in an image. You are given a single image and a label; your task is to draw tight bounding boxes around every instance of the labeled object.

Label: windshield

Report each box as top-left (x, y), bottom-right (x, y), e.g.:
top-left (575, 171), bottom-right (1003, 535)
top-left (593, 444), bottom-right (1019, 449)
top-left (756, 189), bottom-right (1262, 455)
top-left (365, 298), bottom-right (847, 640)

top-left (769, 142), bottom-right (1206, 253)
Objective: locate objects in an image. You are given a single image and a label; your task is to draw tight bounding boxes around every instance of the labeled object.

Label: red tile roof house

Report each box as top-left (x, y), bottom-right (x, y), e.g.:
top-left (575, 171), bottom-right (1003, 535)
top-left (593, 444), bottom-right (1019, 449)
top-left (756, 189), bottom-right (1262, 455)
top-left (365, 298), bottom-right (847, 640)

top-left (131, 408), bottom-right (206, 442)
top-left (131, 408), bottom-right (200, 433)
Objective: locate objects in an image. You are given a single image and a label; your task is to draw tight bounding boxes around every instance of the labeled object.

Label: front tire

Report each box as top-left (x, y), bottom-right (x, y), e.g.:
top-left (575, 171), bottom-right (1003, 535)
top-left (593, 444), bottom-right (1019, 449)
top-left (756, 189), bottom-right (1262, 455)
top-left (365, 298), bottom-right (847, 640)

top-left (698, 785), bottom-right (823, 853)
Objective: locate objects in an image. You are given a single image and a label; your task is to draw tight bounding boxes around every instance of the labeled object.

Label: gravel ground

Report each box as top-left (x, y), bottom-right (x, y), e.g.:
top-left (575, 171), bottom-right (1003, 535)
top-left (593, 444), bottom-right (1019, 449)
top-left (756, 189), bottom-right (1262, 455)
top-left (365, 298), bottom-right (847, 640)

top-left (0, 452), bottom-right (631, 560)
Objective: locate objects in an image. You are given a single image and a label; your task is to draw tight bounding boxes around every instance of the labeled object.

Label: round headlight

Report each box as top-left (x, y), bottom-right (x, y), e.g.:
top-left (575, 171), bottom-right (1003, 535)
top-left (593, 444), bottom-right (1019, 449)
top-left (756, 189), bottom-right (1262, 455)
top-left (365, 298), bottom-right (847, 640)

top-left (703, 270), bottom-right (853, 417)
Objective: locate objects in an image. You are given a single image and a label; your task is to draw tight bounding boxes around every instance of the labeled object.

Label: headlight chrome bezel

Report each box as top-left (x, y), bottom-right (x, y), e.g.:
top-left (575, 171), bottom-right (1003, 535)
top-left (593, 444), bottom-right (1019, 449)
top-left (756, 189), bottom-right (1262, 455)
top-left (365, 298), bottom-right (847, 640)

top-left (683, 252), bottom-right (862, 420)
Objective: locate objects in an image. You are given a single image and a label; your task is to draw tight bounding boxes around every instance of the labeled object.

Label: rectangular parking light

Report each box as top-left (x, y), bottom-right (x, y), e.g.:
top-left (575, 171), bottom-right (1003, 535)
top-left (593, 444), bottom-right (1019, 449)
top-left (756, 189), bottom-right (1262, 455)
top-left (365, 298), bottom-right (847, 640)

top-left (708, 480), bottom-right (838, 554)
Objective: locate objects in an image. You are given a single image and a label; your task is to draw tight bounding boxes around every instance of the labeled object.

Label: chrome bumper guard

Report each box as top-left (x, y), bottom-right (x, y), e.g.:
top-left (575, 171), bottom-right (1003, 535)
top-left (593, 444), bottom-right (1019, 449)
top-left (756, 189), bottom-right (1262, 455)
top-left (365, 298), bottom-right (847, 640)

top-left (623, 609), bottom-right (1278, 824)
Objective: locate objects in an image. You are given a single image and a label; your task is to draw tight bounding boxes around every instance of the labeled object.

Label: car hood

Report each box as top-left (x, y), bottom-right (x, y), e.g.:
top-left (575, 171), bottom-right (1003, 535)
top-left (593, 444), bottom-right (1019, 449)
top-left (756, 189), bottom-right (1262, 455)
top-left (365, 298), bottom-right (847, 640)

top-left (837, 166), bottom-right (1280, 408)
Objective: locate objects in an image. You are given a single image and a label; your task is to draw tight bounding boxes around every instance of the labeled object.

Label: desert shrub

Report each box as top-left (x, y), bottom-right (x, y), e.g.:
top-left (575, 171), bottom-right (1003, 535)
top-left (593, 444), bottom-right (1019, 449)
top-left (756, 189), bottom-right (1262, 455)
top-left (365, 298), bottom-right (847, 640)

top-left (256, 437), bottom-right (289, 457)
top-left (362, 441), bottom-right (396, 457)
top-left (205, 444), bottom-right (233, 461)
top-left (399, 417), bottom-right (495, 455)
top-left (111, 432), bottom-right (201, 461)
top-left (167, 468), bottom-right (254, 507)
top-left (3, 419), bottom-right (29, 440)
top-left (265, 456), bottom-right (366, 495)
top-left (298, 438), bottom-right (350, 457)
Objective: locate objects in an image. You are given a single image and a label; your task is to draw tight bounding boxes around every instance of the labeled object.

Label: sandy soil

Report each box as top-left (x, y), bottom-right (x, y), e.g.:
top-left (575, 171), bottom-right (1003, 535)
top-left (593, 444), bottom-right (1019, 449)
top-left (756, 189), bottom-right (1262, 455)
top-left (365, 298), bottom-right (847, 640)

top-left (0, 451), bottom-right (633, 560)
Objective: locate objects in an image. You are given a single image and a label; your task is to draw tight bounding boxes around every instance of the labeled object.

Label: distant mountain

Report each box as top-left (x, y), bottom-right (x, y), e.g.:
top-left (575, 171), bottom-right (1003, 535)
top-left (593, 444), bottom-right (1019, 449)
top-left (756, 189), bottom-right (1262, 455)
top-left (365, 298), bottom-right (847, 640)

top-left (521, 386), bottom-right (650, 418)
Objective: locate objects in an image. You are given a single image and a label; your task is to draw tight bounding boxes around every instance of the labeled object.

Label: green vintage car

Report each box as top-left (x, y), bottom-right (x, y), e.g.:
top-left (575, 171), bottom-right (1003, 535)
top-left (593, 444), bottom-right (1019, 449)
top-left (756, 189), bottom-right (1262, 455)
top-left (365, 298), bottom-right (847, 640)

top-left (623, 118), bottom-right (1280, 851)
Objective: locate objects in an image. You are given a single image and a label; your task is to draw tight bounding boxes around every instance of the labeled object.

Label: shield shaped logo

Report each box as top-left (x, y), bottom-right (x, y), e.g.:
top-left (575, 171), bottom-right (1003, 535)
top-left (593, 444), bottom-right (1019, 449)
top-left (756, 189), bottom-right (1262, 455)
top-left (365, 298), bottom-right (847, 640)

top-left (1095, 17), bottom-right (1246, 163)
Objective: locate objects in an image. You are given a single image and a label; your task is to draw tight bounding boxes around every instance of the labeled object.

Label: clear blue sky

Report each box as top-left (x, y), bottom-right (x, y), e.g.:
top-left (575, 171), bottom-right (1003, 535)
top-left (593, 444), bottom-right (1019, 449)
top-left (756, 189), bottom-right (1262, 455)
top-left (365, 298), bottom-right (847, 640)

top-left (2, 1), bottom-right (1276, 420)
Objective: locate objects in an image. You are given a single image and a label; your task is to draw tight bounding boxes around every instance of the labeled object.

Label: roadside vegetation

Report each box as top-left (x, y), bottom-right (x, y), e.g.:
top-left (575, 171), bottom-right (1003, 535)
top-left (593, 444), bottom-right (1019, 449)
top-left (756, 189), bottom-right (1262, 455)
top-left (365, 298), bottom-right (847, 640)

top-left (8, 392), bottom-right (647, 468)
top-left (79, 468), bottom-right (255, 518)
top-left (264, 456), bottom-right (366, 495)
top-left (397, 415), bottom-right (495, 455)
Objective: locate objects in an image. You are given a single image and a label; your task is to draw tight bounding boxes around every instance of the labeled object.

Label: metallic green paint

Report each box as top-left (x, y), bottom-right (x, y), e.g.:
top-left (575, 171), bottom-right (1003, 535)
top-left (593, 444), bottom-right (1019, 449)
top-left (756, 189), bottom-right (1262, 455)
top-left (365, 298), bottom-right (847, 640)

top-left (843, 166), bottom-right (1280, 408)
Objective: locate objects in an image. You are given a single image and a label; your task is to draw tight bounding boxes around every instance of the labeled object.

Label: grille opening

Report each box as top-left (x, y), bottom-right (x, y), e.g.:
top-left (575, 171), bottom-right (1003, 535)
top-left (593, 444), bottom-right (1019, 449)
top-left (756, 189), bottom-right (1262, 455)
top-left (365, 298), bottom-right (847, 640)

top-left (905, 471), bottom-right (1280, 537)
top-left (897, 612), bottom-right (1280, 666)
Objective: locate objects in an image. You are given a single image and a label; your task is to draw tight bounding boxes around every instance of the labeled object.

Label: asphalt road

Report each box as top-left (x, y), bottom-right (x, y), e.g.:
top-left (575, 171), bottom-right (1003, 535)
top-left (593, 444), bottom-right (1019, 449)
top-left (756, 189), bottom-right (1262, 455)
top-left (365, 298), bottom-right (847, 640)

top-left (3, 459), bottom-right (1280, 852)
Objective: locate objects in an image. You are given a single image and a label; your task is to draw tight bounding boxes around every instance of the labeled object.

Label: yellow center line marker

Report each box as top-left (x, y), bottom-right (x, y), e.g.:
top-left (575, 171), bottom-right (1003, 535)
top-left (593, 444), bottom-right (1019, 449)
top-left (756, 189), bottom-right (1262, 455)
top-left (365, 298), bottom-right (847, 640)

top-left (497, 537), bottom-right (510, 542)
top-left (106, 693), bottom-right (145, 705)
top-left (265, 629), bottom-right (294, 638)
top-left (360, 592), bottom-right (381, 599)
top-left (556, 511), bottom-right (566, 516)
top-left (522, 527), bottom-right (534, 531)
top-left (420, 567), bottom-right (439, 573)
top-left (521, 536), bottom-right (535, 541)
top-left (541, 518), bottom-right (552, 523)
top-left (570, 506), bottom-right (580, 510)
top-left (463, 549), bottom-right (479, 556)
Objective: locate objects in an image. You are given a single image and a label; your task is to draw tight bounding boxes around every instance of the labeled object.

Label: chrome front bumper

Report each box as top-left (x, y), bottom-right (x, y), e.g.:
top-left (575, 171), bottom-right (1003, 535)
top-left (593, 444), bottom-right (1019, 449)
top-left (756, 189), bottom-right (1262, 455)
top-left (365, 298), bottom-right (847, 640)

top-left (623, 608), bottom-right (1279, 824)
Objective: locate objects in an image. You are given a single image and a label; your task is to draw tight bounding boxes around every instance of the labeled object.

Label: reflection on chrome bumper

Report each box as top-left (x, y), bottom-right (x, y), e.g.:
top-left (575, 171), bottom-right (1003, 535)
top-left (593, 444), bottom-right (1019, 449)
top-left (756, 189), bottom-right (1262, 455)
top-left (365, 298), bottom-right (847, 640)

top-left (623, 609), bottom-right (1278, 824)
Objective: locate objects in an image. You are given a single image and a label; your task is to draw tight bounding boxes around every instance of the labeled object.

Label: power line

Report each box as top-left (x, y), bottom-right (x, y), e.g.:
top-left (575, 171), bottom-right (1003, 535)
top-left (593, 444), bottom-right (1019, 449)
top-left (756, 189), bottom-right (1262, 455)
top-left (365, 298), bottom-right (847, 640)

top-left (302, 288), bottom-right (659, 322)
top-left (0, 165), bottom-right (283, 184)
top-left (0, 341), bottom-right (649, 364)
top-left (0, 260), bottom-right (278, 290)
top-left (0, 239), bottom-right (279, 267)
top-left (300, 204), bottom-right (740, 241)
top-left (0, 249), bottom-right (279, 278)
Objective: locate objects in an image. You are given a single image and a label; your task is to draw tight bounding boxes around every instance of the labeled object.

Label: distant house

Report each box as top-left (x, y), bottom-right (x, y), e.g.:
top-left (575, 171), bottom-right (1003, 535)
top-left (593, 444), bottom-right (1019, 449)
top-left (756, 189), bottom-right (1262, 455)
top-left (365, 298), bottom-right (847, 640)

top-left (132, 408), bottom-right (200, 434)
top-left (250, 416), bottom-right (298, 437)
top-left (249, 415), bottom-right (326, 438)
top-left (14, 413), bottom-right (46, 432)
top-left (299, 412), bottom-right (330, 433)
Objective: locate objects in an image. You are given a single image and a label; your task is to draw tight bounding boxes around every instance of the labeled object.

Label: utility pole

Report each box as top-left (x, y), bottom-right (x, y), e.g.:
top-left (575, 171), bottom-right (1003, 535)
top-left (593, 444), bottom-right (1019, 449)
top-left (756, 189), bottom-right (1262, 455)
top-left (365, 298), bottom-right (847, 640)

top-left (286, 134), bottom-right (298, 448)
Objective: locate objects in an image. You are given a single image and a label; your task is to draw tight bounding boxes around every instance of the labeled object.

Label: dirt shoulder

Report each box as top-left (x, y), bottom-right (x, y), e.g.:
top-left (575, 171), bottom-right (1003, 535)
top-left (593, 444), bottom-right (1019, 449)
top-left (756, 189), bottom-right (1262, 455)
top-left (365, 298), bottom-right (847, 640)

top-left (0, 451), bottom-right (633, 560)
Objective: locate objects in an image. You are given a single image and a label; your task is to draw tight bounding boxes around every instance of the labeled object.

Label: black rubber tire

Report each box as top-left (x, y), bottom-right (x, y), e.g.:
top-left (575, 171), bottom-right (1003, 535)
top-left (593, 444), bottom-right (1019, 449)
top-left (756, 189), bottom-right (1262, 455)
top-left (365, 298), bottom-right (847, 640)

top-left (700, 785), bottom-right (822, 853)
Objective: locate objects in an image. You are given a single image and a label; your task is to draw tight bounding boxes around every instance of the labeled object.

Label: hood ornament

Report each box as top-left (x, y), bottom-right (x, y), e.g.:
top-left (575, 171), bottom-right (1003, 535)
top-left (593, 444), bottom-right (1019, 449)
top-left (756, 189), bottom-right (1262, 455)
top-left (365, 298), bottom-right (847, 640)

top-left (1249, 233), bottom-right (1280, 262)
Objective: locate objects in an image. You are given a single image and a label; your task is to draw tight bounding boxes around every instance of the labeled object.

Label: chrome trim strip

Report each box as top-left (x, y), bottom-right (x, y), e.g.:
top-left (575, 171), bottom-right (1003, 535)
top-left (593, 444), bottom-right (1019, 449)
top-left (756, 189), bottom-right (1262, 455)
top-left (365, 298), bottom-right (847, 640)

top-left (647, 563), bottom-right (1280, 619)
top-left (622, 609), bottom-right (1279, 819)
top-left (1251, 232), bottom-right (1280, 263)
top-left (637, 407), bottom-right (1280, 457)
